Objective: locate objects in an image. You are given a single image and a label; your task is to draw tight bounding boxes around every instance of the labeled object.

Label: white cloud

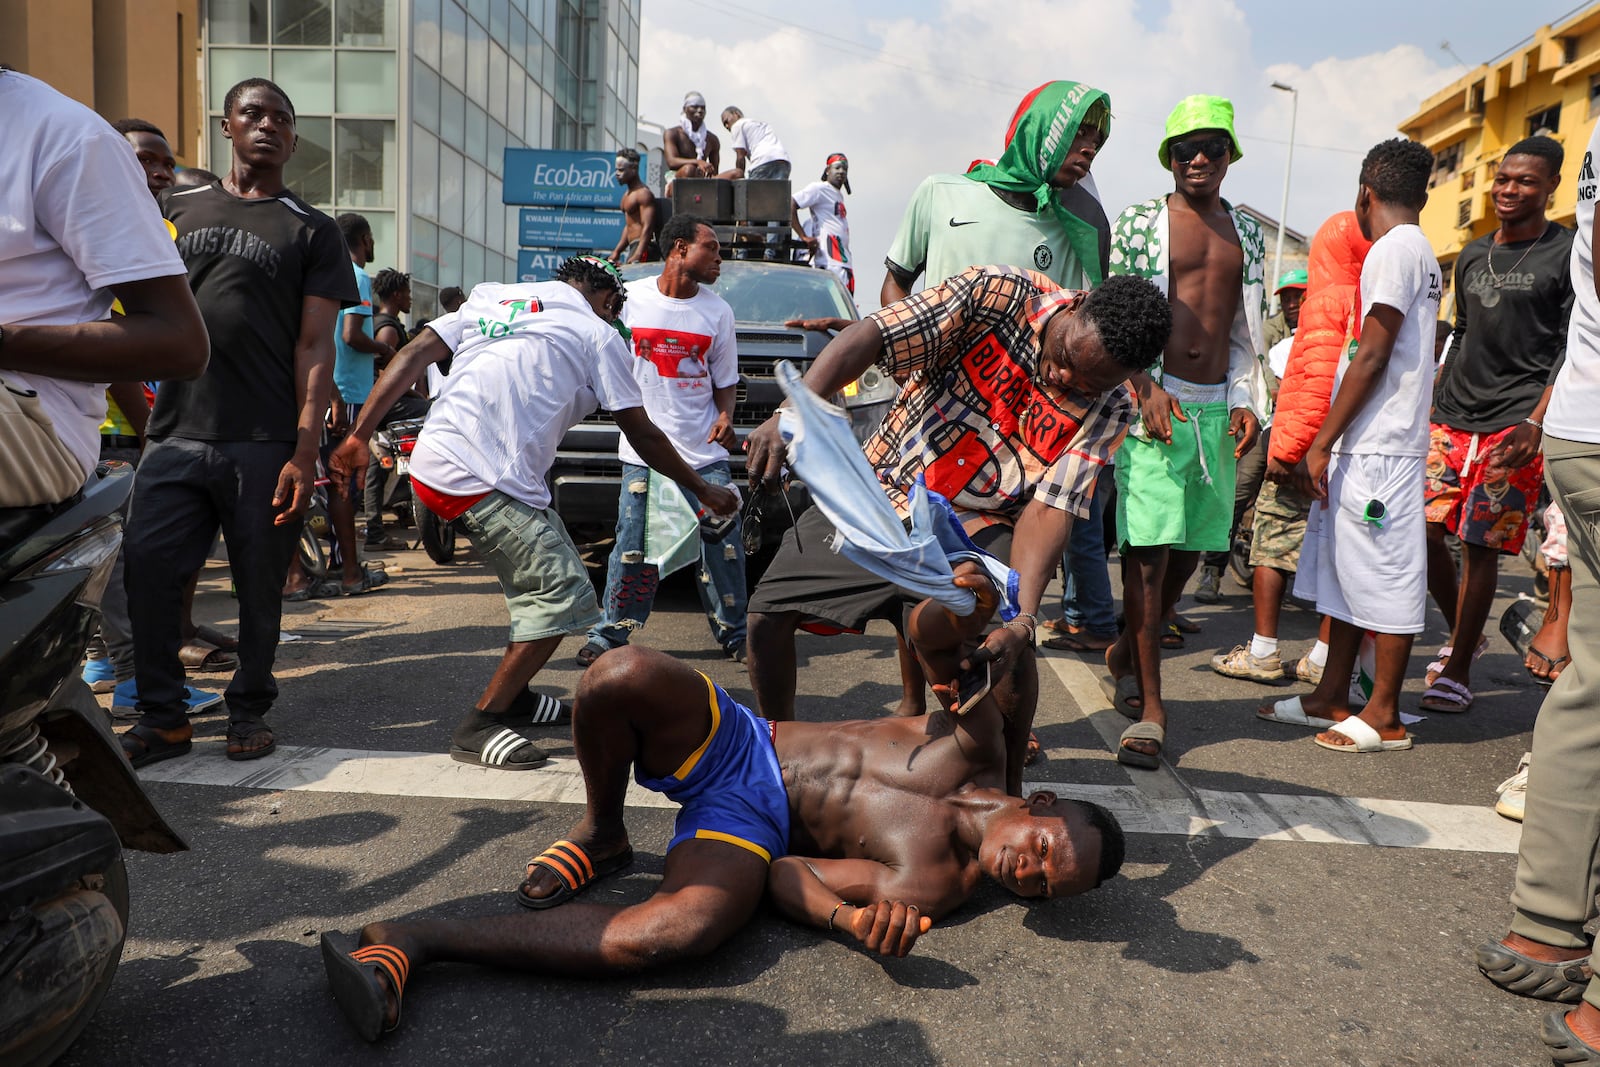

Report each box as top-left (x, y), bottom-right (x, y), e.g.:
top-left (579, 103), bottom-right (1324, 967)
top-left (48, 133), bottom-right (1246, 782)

top-left (639, 0), bottom-right (1459, 309)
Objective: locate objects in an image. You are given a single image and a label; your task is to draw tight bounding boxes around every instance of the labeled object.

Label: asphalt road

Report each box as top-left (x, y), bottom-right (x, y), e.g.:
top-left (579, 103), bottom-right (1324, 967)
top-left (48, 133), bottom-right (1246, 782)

top-left (60, 536), bottom-right (1564, 1066)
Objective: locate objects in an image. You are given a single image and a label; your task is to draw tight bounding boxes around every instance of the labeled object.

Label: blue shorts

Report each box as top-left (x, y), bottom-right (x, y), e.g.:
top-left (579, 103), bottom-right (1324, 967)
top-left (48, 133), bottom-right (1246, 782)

top-left (634, 673), bottom-right (791, 863)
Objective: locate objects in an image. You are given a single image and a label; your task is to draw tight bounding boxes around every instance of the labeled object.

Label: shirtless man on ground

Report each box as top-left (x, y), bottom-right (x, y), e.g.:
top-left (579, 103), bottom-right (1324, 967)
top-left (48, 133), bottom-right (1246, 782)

top-left (1103, 95), bottom-right (1269, 769)
top-left (319, 565), bottom-right (1124, 1041)
top-left (608, 148), bottom-right (659, 265)
top-left (663, 91), bottom-right (719, 182)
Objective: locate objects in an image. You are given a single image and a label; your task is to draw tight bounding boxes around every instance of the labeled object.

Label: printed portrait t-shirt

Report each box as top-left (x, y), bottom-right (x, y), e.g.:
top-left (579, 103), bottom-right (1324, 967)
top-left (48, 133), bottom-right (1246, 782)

top-left (616, 277), bottom-right (739, 470)
top-left (152, 182), bottom-right (359, 441)
top-left (409, 281), bottom-right (643, 509)
top-left (1333, 223), bottom-right (1441, 456)
top-left (793, 180), bottom-right (850, 263)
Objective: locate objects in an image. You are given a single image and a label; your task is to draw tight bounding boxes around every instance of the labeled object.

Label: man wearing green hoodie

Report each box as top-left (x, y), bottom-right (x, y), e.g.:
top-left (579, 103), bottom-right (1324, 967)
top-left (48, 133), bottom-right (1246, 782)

top-left (882, 80), bottom-right (1112, 304)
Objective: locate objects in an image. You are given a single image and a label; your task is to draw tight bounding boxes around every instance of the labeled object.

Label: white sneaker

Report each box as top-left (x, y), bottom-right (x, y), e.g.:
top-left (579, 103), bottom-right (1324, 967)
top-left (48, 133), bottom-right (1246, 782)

top-left (1495, 753), bottom-right (1531, 822)
top-left (1293, 656), bottom-right (1324, 685)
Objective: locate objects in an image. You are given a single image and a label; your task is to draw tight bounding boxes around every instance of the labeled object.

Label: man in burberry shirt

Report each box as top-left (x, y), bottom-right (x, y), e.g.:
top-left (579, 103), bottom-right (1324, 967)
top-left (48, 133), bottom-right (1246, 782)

top-left (744, 267), bottom-right (1170, 772)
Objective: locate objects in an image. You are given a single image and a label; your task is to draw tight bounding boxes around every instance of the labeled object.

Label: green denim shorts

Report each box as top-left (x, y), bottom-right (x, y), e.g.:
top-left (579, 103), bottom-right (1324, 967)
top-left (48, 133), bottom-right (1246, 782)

top-left (1114, 401), bottom-right (1236, 553)
top-left (461, 491), bottom-right (601, 642)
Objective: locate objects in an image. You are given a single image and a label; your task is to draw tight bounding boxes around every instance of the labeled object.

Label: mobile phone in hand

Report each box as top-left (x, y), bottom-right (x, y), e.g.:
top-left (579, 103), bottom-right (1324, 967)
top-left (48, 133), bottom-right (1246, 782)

top-left (953, 661), bottom-right (992, 716)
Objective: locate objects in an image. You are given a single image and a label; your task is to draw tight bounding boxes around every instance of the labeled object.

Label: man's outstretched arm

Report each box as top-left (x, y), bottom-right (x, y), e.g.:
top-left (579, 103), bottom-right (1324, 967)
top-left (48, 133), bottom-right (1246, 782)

top-left (768, 856), bottom-right (950, 957)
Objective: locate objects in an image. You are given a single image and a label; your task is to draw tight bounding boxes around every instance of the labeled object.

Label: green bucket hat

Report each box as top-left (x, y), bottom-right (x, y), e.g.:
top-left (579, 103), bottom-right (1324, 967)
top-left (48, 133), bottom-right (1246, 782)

top-left (1158, 94), bottom-right (1243, 169)
top-left (1274, 268), bottom-right (1308, 293)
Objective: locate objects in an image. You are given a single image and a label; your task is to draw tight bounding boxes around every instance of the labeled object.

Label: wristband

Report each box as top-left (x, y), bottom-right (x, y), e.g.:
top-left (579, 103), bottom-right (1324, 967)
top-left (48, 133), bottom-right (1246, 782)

top-left (827, 900), bottom-right (849, 931)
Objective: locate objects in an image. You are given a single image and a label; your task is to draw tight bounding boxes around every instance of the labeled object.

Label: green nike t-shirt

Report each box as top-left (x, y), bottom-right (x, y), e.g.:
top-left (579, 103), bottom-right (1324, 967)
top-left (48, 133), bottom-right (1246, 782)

top-left (885, 173), bottom-right (1091, 292)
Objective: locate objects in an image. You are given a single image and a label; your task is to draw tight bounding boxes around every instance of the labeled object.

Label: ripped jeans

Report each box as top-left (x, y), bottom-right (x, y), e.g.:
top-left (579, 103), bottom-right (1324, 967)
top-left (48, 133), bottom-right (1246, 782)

top-left (587, 461), bottom-right (747, 653)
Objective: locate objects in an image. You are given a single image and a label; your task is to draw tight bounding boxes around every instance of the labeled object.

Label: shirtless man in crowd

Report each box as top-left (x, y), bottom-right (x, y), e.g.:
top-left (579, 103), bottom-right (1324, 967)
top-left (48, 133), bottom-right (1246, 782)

top-left (608, 148), bottom-right (659, 265)
top-left (663, 91), bottom-right (719, 181)
top-left (1103, 95), bottom-right (1271, 769)
top-left (319, 565), bottom-right (1124, 1041)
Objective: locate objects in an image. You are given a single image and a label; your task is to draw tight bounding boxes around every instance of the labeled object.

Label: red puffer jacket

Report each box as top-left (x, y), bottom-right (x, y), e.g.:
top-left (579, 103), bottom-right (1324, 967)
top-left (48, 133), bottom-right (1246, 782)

top-left (1269, 211), bottom-right (1374, 465)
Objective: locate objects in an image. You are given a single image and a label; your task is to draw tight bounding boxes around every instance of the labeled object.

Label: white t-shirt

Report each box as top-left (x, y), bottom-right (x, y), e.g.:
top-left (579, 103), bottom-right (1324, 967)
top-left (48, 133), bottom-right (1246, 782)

top-left (0, 71), bottom-right (187, 477)
top-left (1547, 119), bottom-right (1600, 444)
top-left (409, 281), bottom-right (642, 508)
top-left (1333, 224), bottom-right (1441, 456)
top-left (793, 181), bottom-right (850, 264)
top-left (727, 118), bottom-right (787, 171)
top-left (616, 278), bottom-right (739, 470)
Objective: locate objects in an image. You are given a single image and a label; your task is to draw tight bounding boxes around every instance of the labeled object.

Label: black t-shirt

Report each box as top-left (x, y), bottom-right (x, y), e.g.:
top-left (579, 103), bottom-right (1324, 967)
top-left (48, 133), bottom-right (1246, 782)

top-left (371, 311), bottom-right (405, 347)
top-left (149, 181), bottom-right (359, 441)
top-left (1433, 221), bottom-right (1574, 432)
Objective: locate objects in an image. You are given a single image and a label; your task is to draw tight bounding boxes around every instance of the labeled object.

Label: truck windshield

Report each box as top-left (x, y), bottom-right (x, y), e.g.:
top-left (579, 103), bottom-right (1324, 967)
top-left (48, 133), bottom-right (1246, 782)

top-left (619, 262), bottom-right (857, 324)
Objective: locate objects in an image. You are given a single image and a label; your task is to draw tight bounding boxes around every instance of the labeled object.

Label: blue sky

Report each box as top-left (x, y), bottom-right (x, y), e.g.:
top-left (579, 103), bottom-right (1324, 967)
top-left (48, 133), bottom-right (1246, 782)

top-left (639, 0), bottom-right (1590, 308)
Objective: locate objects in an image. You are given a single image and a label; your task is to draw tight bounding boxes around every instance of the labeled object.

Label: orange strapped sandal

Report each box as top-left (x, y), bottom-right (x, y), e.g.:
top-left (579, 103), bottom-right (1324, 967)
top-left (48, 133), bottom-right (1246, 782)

top-left (515, 839), bottom-right (634, 910)
top-left (321, 934), bottom-right (410, 1042)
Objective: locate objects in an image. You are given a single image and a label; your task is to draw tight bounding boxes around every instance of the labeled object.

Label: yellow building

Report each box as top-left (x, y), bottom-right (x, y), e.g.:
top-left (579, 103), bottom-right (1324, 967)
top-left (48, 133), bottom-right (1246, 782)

top-left (1399, 2), bottom-right (1600, 287)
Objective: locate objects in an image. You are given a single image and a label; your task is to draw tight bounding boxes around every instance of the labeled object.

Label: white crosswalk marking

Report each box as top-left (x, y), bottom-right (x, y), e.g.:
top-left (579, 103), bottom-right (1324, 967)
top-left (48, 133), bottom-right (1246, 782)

top-left (137, 741), bottom-right (1522, 854)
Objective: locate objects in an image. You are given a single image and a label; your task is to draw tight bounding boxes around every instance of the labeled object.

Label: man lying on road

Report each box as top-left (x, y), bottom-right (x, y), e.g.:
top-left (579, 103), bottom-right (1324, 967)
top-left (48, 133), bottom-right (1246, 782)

top-left (319, 563), bottom-right (1124, 1041)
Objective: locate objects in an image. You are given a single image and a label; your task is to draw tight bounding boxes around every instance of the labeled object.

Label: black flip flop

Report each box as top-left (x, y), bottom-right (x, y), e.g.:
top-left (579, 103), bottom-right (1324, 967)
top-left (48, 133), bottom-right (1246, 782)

top-left (226, 718), bottom-right (277, 762)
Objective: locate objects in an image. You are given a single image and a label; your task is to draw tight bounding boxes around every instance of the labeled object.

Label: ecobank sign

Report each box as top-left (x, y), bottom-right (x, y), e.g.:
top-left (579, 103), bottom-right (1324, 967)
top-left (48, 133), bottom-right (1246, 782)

top-left (502, 149), bottom-right (624, 208)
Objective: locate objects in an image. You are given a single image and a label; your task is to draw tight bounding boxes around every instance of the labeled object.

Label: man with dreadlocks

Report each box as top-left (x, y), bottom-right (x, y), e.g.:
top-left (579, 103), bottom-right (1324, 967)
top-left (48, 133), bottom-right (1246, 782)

top-left (882, 80), bottom-right (1112, 304)
top-left (329, 255), bottom-right (738, 770)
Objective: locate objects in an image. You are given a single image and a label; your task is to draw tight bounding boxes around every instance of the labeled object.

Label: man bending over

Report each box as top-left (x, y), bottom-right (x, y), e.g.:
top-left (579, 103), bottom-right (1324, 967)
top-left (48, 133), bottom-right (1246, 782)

top-left (320, 565), bottom-right (1124, 1041)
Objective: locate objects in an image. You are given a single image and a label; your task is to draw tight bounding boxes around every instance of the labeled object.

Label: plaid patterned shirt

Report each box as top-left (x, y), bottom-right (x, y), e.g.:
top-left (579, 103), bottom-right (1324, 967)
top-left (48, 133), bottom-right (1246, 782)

top-left (863, 265), bottom-right (1133, 525)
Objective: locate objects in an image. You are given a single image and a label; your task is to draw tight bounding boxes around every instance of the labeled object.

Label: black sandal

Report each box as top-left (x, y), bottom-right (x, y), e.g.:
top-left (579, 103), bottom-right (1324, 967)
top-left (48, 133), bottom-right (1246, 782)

top-left (226, 717), bottom-right (277, 762)
top-left (119, 723), bottom-right (193, 768)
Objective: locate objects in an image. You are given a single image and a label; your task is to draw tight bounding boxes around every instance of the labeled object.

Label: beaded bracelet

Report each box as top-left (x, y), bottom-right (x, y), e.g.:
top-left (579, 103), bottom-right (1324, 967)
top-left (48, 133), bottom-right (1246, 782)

top-left (827, 900), bottom-right (849, 931)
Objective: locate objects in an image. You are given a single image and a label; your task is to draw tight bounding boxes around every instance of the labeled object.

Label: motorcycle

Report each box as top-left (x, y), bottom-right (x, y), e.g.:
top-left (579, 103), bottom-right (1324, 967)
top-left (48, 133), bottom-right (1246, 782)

top-left (0, 463), bottom-right (186, 1066)
top-left (370, 414), bottom-right (461, 566)
top-left (367, 416), bottom-right (424, 532)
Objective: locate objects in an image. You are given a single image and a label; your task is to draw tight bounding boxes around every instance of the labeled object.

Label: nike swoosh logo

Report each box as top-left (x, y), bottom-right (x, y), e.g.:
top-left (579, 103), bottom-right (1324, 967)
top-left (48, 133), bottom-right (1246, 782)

top-left (948, 218), bottom-right (979, 227)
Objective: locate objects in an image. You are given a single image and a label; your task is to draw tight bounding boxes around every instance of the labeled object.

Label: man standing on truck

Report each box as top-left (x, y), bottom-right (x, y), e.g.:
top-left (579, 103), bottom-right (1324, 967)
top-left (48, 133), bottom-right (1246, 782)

top-left (578, 214), bottom-right (746, 669)
top-left (608, 148), bottom-right (660, 266)
top-left (792, 153), bottom-right (855, 297)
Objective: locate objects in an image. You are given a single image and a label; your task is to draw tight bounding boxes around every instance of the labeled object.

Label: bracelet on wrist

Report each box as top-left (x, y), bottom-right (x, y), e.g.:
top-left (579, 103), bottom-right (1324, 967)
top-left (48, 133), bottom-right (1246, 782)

top-left (827, 900), bottom-right (848, 931)
top-left (1524, 416), bottom-right (1544, 430)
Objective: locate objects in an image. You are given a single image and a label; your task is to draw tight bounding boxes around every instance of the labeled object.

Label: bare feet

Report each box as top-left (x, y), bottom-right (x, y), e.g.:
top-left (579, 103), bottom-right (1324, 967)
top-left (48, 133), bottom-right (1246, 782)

top-left (356, 922), bottom-right (417, 1029)
top-left (1562, 1002), bottom-right (1600, 1053)
top-left (519, 825), bottom-right (632, 904)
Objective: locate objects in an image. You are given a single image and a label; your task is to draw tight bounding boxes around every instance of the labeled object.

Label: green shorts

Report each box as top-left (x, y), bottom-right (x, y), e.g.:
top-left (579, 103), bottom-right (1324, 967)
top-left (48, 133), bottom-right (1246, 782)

top-left (460, 491), bottom-right (601, 642)
top-left (1114, 401), bottom-right (1235, 553)
top-left (1248, 478), bottom-right (1314, 572)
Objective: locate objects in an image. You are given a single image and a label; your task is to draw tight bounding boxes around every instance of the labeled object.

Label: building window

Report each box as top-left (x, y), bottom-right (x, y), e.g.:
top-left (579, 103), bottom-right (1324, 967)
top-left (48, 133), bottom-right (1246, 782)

top-left (1590, 74), bottom-right (1600, 120)
top-left (274, 0), bottom-right (333, 46)
top-left (1457, 198), bottom-right (1472, 228)
top-left (336, 119), bottom-right (395, 208)
top-left (1469, 81), bottom-right (1485, 114)
top-left (211, 0), bottom-right (271, 44)
top-left (336, 0), bottom-right (396, 47)
top-left (1461, 168), bottom-right (1475, 191)
top-left (1529, 103), bottom-right (1561, 136)
top-left (1430, 142), bottom-right (1462, 189)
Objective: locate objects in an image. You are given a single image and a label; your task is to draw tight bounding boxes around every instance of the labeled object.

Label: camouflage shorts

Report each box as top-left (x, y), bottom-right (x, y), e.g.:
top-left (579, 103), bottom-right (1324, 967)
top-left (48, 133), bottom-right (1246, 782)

top-left (1249, 479), bottom-right (1314, 572)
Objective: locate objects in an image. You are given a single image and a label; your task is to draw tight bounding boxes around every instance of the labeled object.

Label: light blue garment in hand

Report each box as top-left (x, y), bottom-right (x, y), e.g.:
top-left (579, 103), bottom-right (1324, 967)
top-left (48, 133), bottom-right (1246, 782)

top-left (775, 361), bottom-right (1018, 619)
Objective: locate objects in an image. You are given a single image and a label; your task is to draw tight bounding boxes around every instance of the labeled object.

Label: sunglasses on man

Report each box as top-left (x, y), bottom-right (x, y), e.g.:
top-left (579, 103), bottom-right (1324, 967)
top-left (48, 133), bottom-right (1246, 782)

top-left (1168, 135), bottom-right (1232, 166)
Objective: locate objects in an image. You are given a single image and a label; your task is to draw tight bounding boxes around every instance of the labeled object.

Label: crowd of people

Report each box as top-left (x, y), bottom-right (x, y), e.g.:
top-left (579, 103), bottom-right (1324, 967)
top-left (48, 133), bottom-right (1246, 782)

top-left (4, 63), bottom-right (1600, 1060)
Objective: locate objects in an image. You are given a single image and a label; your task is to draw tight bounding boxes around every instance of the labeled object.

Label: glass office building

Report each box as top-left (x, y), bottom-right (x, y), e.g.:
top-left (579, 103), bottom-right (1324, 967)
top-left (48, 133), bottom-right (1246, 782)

top-left (202, 0), bottom-right (640, 316)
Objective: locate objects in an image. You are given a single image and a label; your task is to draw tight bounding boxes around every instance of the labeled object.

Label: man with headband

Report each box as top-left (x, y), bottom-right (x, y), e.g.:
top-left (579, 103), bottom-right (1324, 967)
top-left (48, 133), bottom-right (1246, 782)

top-left (664, 91), bottom-right (720, 182)
top-left (1102, 94), bottom-right (1271, 771)
top-left (882, 80), bottom-right (1112, 305)
top-left (328, 255), bottom-right (737, 771)
top-left (791, 153), bottom-right (855, 295)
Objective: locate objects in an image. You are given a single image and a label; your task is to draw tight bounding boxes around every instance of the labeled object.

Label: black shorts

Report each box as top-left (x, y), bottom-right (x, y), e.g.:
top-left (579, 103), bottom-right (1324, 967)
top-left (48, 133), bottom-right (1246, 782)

top-left (746, 505), bottom-right (1012, 633)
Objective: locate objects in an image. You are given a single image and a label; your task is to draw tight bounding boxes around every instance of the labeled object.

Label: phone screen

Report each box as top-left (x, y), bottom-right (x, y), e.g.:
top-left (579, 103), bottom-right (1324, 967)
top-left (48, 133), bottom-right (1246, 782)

top-left (953, 661), bottom-right (992, 715)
